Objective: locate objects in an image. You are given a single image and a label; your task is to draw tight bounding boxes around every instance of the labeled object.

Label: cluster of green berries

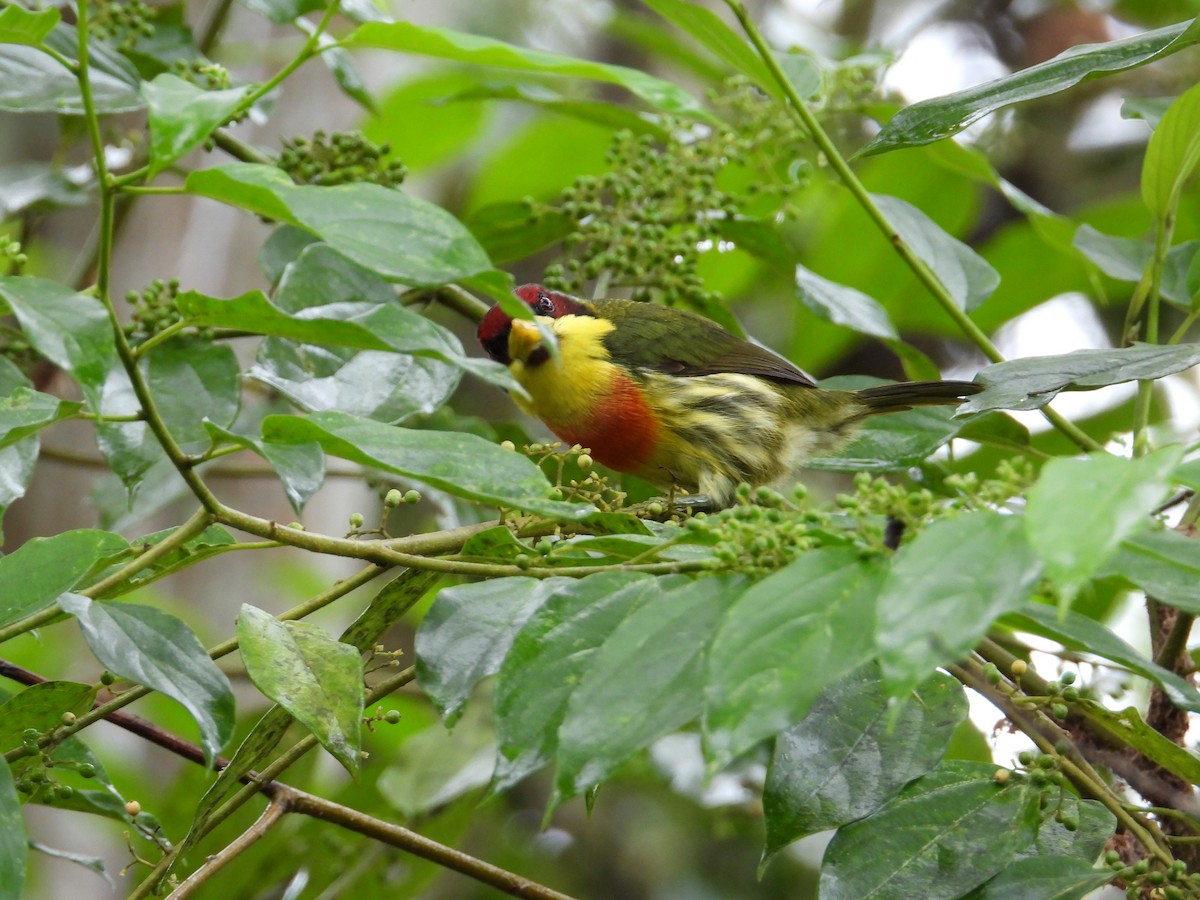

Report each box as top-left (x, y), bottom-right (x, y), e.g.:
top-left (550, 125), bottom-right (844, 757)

top-left (172, 59), bottom-right (232, 91)
top-left (835, 472), bottom-right (937, 548)
top-left (984, 659), bottom-right (1079, 720)
top-left (124, 278), bottom-right (185, 343)
top-left (11, 717), bottom-right (98, 803)
top-left (708, 75), bottom-right (813, 196)
top-left (679, 484), bottom-right (828, 576)
top-left (88, 0), bottom-right (155, 50)
top-left (347, 488), bottom-right (421, 538)
top-left (277, 131), bottom-right (407, 188)
top-left (1102, 854), bottom-right (1196, 898)
top-left (944, 458), bottom-right (1036, 509)
top-left (543, 123), bottom-right (742, 313)
top-left (502, 441), bottom-right (625, 512)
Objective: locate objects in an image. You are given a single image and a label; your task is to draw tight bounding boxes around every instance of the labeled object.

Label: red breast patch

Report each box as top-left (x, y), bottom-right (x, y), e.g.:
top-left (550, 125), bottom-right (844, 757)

top-left (550, 373), bottom-right (658, 475)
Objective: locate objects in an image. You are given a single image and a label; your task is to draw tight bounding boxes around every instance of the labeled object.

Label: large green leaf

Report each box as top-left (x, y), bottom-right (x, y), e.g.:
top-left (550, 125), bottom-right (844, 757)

top-left (0, 529), bottom-right (128, 629)
top-left (0, 682), bottom-right (97, 753)
top-left (1026, 447), bottom-right (1182, 599)
top-left (0, 162), bottom-right (89, 218)
top-left (340, 21), bottom-right (711, 120)
top-left (143, 74), bottom-right (248, 176)
top-left (874, 193), bottom-right (999, 311)
top-left (491, 572), bottom-right (663, 793)
top-left (0, 758), bottom-right (25, 900)
top-left (861, 18), bottom-right (1200, 156)
top-left (416, 576), bottom-right (568, 724)
top-left (878, 512), bottom-right (1042, 699)
top-left (237, 604), bottom-right (364, 776)
top-left (260, 411), bottom-right (591, 518)
top-left (763, 667), bottom-right (966, 859)
top-left (704, 549), bottom-right (884, 769)
top-left (184, 163), bottom-right (493, 286)
top-left (0, 276), bottom-right (114, 387)
top-left (59, 595), bottom-right (234, 765)
top-left (144, 340), bottom-right (241, 452)
top-left (1142, 80), bottom-right (1200, 219)
top-left (818, 761), bottom-right (1041, 900)
top-left (0, 26), bottom-right (143, 114)
top-left (203, 423), bottom-right (324, 514)
top-left (1103, 528), bottom-right (1200, 612)
top-left (1071, 225), bottom-right (1200, 308)
top-left (554, 576), bottom-right (742, 804)
top-left (178, 283), bottom-right (518, 394)
top-left (962, 342), bottom-right (1200, 413)
top-left (967, 858), bottom-right (1113, 900)
top-left (1002, 603), bottom-right (1200, 711)
top-left (793, 264), bottom-right (898, 339)
top-left (1074, 699), bottom-right (1200, 786)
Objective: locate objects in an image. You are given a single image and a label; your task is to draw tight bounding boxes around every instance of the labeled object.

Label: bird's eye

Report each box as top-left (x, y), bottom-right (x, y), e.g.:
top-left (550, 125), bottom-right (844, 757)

top-left (533, 291), bottom-right (556, 316)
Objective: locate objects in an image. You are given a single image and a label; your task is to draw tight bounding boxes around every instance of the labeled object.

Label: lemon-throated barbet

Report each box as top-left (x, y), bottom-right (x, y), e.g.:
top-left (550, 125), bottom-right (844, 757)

top-left (478, 284), bottom-right (981, 507)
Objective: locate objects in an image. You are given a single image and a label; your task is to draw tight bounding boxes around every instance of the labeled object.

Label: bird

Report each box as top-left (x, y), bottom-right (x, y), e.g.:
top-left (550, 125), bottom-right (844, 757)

top-left (477, 284), bottom-right (981, 508)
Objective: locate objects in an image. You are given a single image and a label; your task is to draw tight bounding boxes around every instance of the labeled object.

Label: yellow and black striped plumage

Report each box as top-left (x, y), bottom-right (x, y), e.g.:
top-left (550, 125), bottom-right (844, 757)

top-left (477, 285), bottom-right (980, 507)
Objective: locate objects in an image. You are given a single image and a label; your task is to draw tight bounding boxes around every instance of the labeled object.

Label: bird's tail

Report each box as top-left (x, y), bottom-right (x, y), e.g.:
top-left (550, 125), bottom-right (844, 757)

top-left (855, 380), bottom-right (981, 414)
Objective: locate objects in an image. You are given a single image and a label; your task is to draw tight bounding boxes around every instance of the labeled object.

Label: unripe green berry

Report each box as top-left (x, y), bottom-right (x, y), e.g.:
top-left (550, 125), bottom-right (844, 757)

top-left (78, 764), bottom-right (96, 779)
top-left (384, 489), bottom-right (402, 507)
top-left (403, 490), bottom-right (420, 504)
top-left (100, 671), bottom-right (115, 685)
top-left (514, 553), bottom-right (531, 569)
top-left (1060, 671), bottom-right (1076, 685)
top-left (61, 712), bottom-right (76, 726)
top-left (1010, 659), bottom-right (1027, 677)
top-left (1017, 750), bottom-right (1035, 766)
top-left (349, 512), bottom-right (365, 529)
top-left (983, 663), bottom-right (1001, 684)
top-left (1061, 687), bottom-right (1079, 701)
top-left (383, 710), bottom-right (401, 724)
top-left (1134, 860), bottom-right (1149, 875)
top-left (1052, 703), bottom-right (1069, 718)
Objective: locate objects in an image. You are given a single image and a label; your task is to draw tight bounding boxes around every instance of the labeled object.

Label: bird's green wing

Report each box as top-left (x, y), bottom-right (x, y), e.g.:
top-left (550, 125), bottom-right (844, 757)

top-left (594, 299), bottom-right (815, 386)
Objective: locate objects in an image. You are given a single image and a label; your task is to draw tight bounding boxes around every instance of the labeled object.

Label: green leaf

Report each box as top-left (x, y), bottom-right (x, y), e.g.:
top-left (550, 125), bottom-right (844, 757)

top-left (0, 386), bottom-right (81, 449)
top-left (417, 577), bottom-right (563, 724)
top-left (0, 161), bottom-right (89, 218)
top-left (295, 18), bottom-right (376, 114)
top-left (878, 512), bottom-right (1041, 699)
top-left (340, 21), bottom-right (712, 121)
top-left (0, 5), bottom-right (59, 47)
top-left (0, 276), bottom-right (114, 387)
top-left (967, 858), bottom-right (1113, 900)
top-left (447, 81), bottom-right (670, 140)
top-left (1142, 80), bottom-right (1200, 219)
top-left (794, 263), bottom-right (898, 339)
top-left (203, 423), bottom-right (324, 514)
top-left (1103, 528), bottom-right (1200, 612)
top-left (704, 549), bottom-right (885, 769)
top-left (860, 18), bottom-right (1200, 156)
top-left (1074, 699), bottom-right (1200, 786)
top-left (260, 411), bottom-right (591, 518)
top-left (0, 758), bottom-right (25, 899)
top-left (1026, 447), bottom-right (1182, 599)
top-left (236, 604), bottom-right (364, 776)
top-left (818, 761), bottom-right (1040, 900)
top-left (1002, 603), bottom-right (1200, 712)
top-left (763, 667), bottom-right (966, 859)
top-left (143, 74), bottom-right (247, 176)
top-left (0, 529), bottom-right (128, 629)
top-left (641, 0), bottom-right (774, 91)
top-left (235, 0), bottom-right (322, 24)
top-left (962, 342), bottom-right (1200, 413)
top-left (59, 595), bottom-right (234, 765)
top-left (555, 576), bottom-right (743, 804)
top-left (0, 26), bottom-right (143, 114)
top-left (27, 843), bottom-right (113, 890)
top-left (491, 572), bottom-right (662, 793)
top-left (177, 281), bottom-right (517, 394)
top-left (339, 568), bottom-right (440, 656)
top-left (377, 702), bottom-right (494, 817)
top-left (361, 70), bottom-right (491, 172)
top-left (874, 193), bottom-right (999, 311)
top-left (1072, 225), bottom-right (1200, 308)
top-left (464, 201), bottom-right (573, 266)
top-left (92, 523), bottom-right (237, 597)
top-left (144, 340), bottom-right (241, 452)
top-left (0, 682), bottom-right (96, 752)
top-left (184, 163), bottom-right (493, 286)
